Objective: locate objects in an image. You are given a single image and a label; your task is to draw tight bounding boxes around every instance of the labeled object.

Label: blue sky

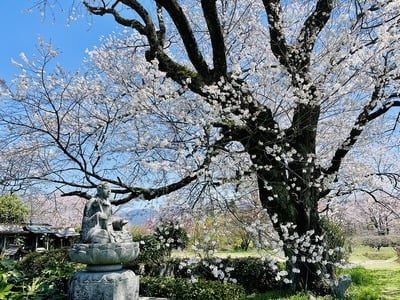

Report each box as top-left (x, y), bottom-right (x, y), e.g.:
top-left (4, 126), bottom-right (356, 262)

top-left (1, 1), bottom-right (120, 83)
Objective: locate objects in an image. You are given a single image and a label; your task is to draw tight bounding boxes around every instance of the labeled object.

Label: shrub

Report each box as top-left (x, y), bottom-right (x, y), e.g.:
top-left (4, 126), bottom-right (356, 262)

top-left (0, 262), bottom-right (19, 300)
top-left (222, 256), bottom-right (282, 293)
top-left (140, 276), bottom-right (245, 300)
top-left (138, 256), bottom-right (282, 294)
top-left (15, 248), bottom-right (71, 279)
top-left (320, 218), bottom-right (348, 264)
top-left (130, 235), bottom-right (167, 275)
top-left (14, 249), bottom-right (78, 298)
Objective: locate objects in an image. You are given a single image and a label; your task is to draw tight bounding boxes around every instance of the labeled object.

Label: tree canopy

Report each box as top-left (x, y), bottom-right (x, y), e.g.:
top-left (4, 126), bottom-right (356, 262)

top-left (0, 194), bottom-right (29, 224)
top-left (1, 0), bottom-right (400, 293)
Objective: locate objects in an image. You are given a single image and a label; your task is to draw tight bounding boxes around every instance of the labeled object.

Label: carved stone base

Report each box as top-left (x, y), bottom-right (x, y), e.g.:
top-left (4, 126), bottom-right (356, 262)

top-left (69, 269), bottom-right (139, 300)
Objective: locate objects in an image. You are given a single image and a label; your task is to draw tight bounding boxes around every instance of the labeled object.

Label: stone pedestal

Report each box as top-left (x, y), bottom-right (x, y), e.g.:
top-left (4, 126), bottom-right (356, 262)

top-left (69, 268), bottom-right (139, 300)
top-left (68, 242), bottom-right (140, 300)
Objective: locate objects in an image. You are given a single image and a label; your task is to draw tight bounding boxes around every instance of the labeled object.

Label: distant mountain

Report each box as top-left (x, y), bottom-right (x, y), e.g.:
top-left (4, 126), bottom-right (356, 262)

top-left (116, 208), bottom-right (158, 226)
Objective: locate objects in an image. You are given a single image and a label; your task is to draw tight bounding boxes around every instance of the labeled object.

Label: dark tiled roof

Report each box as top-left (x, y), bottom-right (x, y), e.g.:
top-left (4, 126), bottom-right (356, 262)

top-left (0, 224), bottom-right (25, 234)
top-left (25, 224), bottom-right (55, 234)
top-left (0, 223), bottom-right (79, 237)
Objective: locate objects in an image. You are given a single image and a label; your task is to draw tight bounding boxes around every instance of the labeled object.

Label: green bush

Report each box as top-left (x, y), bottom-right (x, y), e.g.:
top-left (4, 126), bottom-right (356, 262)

top-left (15, 249), bottom-right (71, 279)
top-left (320, 218), bottom-right (348, 264)
top-left (130, 235), bottom-right (167, 275)
top-left (140, 276), bottom-right (245, 300)
top-left (222, 256), bottom-right (282, 293)
top-left (14, 249), bottom-right (78, 298)
top-left (0, 262), bottom-right (19, 300)
top-left (143, 256), bottom-right (282, 294)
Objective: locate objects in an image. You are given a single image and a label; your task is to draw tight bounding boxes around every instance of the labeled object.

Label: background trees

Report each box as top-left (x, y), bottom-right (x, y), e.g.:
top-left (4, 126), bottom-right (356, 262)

top-left (2, 0), bottom-right (400, 293)
top-left (0, 194), bottom-right (29, 224)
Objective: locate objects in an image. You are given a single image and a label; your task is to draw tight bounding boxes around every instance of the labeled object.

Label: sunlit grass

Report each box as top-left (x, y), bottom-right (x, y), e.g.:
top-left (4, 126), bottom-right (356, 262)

top-left (244, 246), bottom-right (400, 299)
top-left (349, 246), bottom-right (400, 271)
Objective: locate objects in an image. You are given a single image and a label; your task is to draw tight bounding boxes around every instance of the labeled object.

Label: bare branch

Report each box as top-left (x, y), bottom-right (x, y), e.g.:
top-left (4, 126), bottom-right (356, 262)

top-left (110, 172), bottom-right (198, 205)
top-left (156, 0), bottom-right (211, 77)
top-left (201, 0), bottom-right (227, 77)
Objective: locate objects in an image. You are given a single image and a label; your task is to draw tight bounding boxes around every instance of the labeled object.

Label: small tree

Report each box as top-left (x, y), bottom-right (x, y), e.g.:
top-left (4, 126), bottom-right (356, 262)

top-left (0, 194), bottom-right (29, 224)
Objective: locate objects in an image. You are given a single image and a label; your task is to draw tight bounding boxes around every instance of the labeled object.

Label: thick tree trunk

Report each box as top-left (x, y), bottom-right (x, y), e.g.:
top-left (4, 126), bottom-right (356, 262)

top-left (257, 172), bottom-right (331, 293)
top-left (243, 103), bottom-right (332, 293)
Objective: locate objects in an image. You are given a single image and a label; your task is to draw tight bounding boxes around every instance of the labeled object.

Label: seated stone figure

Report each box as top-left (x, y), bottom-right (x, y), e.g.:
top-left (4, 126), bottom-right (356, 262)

top-left (80, 182), bottom-right (131, 244)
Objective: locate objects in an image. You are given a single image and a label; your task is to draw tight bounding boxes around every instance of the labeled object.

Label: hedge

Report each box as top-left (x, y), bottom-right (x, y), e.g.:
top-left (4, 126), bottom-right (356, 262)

top-left (140, 276), bottom-right (245, 300)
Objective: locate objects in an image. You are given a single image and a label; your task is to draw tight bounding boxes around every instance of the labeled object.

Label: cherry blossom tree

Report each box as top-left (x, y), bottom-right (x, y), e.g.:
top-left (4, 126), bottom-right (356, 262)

top-left (325, 191), bottom-right (400, 235)
top-left (2, 0), bottom-right (400, 293)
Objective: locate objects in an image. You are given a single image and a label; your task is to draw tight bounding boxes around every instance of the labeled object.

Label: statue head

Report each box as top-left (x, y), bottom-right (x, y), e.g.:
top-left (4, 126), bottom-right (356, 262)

top-left (96, 182), bottom-right (111, 199)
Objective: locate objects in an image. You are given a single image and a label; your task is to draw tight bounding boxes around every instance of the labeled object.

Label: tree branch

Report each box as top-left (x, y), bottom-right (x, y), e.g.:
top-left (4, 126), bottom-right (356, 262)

top-left (156, 0), bottom-right (211, 77)
top-left (62, 191), bottom-right (91, 200)
top-left (83, 1), bottom-right (147, 35)
top-left (324, 88), bottom-right (400, 177)
top-left (262, 0), bottom-right (291, 68)
top-left (110, 172), bottom-right (199, 205)
top-left (83, 1), bottom-right (208, 94)
top-left (367, 100), bottom-right (400, 121)
top-left (200, 0), bottom-right (227, 78)
top-left (297, 0), bottom-right (333, 67)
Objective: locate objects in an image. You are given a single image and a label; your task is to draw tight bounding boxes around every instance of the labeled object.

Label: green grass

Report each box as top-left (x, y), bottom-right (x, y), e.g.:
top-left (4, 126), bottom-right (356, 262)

top-left (350, 246), bottom-right (398, 263)
top-left (245, 291), bottom-right (327, 299)
top-left (341, 266), bottom-right (400, 300)
top-left (244, 246), bottom-right (400, 299)
top-left (349, 246), bottom-right (400, 271)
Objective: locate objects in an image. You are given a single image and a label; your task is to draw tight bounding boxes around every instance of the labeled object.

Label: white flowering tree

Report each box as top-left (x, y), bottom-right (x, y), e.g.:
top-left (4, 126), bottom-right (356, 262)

top-left (326, 192), bottom-right (400, 235)
top-left (2, 0), bottom-right (400, 293)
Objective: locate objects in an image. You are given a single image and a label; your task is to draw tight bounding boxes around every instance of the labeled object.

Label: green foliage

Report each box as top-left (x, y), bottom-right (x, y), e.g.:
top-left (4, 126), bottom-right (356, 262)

top-left (222, 256), bottom-right (282, 293)
top-left (245, 290), bottom-right (294, 299)
top-left (0, 272), bottom-right (15, 299)
top-left (0, 259), bottom-right (50, 299)
top-left (15, 249), bottom-right (71, 279)
top-left (320, 218), bottom-right (348, 264)
top-left (130, 220), bottom-right (189, 274)
top-left (139, 256), bottom-right (282, 294)
top-left (351, 287), bottom-right (384, 300)
top-left (0, 194), bottom-right (29, 224)
top-left (337, 266), bottom-right (384, 300)
top-left (140, 276), bottom-right (245, 300)
top-left (13, 249), bottom-right (79, 299)
top-left (342, 266), bottom-right (374, 286)
top-left (130, 235), bottom-right (167, 274)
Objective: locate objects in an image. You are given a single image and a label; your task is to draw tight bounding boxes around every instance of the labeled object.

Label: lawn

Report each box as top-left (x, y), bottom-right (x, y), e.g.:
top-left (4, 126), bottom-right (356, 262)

top-left (244, 246), bottom-right (400, 300)
top-left (346, 246), bottom-right (400, 299)
top-left (173, 246), bottom-right (400, 299)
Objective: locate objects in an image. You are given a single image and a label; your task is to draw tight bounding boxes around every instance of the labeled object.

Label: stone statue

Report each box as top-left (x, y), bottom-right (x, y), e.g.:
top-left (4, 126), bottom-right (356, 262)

top-left (69, 182), bottom-right (140, 300)
top-left (80, 182), bottom-right (131, 244)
